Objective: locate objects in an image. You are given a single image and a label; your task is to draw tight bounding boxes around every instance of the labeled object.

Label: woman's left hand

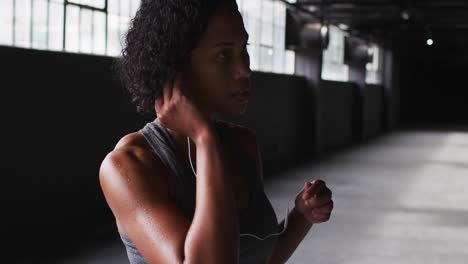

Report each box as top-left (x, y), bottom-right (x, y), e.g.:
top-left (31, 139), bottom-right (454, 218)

top-left (294, 179), bottom-right (334, 224)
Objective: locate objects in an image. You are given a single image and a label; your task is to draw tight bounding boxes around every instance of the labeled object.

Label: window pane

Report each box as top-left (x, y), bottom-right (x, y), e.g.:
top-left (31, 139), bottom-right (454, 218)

top-left (120, 0), bottom-right (131, 17)
top-left (366, 45), bottom-right (382, 84)
top-left (273, 26), bottom-right (285, 73)
top-left (273, 46), bottom-right (284, 74)
top-left (244, 14), bottom-right (259, 45)
top-left (93, 11), bottom-right (106, 55)
top-left (273, 25), bottom-right (285, 50)
top-left (80, 8), bottom-right (93, 53)
top-left (367, 45), bottom-right (379, 71)
top-left (107, 14), bottom-right (130, 56)
top-left (238, 0), bottom-right (294, 74)
top-left (65, 5), bottom-right (79, 52)
top-left (261, 0), bottom-right (274, 24)
top-left (49, 2), bottom-right (64, 51)
top-left (68, 0), bottom-right (105, 9)
top-left (242, 0), bottom-right (260, 18)
top-left (322, 61), bottom-right (349, 81)
top-left (108, 0), bottom-right (119, 15)
top-left (120, 16), bottom-right (131, 43)
top-left (15, 0), bottom-right (32, 48)
top-left (285, 50), bottom-right (295, 74)
top-left (260, 21), bottom-right (273, 46)
top-left (259, 45), bottom-right (273, 72)
top-left (322, 25), bottom-right (348, 81)
top-left (247, 42), bottom-right (259, 71)
top-left (274, 1), bottom-right (285, 27)
top-left (32, 0), bottom-right (48, 50)
top-left (236, 0), bottom-right (243, 11)
top-left (130, 0), bottom-right (141, 17)
top-left (107, 14), bottom-right (120, 56)
top-left (0, 0), bottom-right (14, 46)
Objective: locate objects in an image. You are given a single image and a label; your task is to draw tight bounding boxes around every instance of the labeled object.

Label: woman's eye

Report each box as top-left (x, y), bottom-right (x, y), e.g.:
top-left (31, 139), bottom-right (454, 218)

top-left (217, 44), bottom-right (250, 62)
top-left (218, 50), bottom-right (231, 61)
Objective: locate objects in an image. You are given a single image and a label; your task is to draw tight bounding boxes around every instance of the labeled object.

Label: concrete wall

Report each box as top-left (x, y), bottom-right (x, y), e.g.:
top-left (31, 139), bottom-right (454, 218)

top-left (317, 80), bottom-right (354, 152)
top-left (363, 84), bottom-right (384, 138)
top-left (221, 72), bottom-right (314, 175)
top-left (382, 45), bottom-right (400, 130)
top-left (1, 46), bottom-right (151, 259)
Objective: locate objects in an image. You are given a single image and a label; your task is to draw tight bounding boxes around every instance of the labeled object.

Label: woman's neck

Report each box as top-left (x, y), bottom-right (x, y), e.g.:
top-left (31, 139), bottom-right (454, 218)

top-left (165, 112), bottom-right (218, 158)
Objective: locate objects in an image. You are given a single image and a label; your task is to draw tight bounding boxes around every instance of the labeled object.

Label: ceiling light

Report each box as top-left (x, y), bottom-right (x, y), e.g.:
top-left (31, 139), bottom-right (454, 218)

top-left (401, 11), bottom-right (410, 20)
top-left (426, 38), bottom-right (434, 46)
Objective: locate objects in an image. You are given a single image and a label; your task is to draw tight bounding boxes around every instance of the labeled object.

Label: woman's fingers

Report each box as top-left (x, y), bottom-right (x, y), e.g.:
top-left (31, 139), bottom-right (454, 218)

top-left (172, 74), bottom-right (181, 98)
top-left (155, 90), bottom-right (163, 114)
top-left (163, 76), bottom-right (173, 103)
top-left (156, 75), bottom-right (178, 114)
top-left (302, 182), bottom-right (313, 200)
top-left (312, 211), bottom-right (331, 222)
top-left (303, 180), bottom-right (325, 200)
top-left (306, 187), bottom-right (332, 208)
top-left (313, 200), bottom-right (334, 214)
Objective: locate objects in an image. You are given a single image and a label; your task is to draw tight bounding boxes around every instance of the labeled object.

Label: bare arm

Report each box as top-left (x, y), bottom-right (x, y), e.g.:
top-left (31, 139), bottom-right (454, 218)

top-left (183, 127), bottom-right (240, 263)
top-left (99, 127), bottom-right (239, 264)
top-left (243, 129), bottom-right (314, 264)
top-left (266, 208), bottom-right (313, 264)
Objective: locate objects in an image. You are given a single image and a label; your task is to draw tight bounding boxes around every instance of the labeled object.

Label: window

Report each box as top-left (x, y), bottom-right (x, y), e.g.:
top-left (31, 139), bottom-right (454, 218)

top-left (1, 0), bottom-right (295, 75)
top-left (237, 0), bottom-right (295, 74)
top-left (321, 25), bottom-right (349, 82)
top-left (0, 1), bottom-right (14, 46)
top-left (365, 44), bottom-right (382, 84)
top-left (68, 0), bottom-right (105, 9)
top-left (0, 0), bottom-right (140, 56)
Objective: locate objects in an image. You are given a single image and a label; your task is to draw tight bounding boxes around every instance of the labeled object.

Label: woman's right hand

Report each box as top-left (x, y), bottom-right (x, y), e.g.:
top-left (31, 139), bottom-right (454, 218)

top-left (155, 72), bottom-right (213, 142)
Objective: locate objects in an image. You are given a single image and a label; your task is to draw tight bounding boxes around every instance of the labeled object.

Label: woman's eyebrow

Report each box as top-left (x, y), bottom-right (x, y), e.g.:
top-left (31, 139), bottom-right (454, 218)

top-left (213, 33), bottom-right (249, 48)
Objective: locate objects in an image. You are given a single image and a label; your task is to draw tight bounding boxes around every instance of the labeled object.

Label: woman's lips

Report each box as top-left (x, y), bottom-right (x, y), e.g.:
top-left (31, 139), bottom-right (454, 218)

top-left (233, 90), bottom-right (250, 102)
top-left (233, 89), bottom-right (250, 96)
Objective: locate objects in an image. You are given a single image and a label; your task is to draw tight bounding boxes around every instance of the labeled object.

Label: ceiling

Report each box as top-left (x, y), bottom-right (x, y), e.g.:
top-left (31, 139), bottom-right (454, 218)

top-left (283, 0), bottom-right (468, 41)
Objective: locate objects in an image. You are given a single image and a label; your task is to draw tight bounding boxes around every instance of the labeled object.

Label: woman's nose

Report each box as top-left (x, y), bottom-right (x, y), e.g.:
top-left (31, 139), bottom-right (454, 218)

top-left (235, 58), bottom-right (251, 79)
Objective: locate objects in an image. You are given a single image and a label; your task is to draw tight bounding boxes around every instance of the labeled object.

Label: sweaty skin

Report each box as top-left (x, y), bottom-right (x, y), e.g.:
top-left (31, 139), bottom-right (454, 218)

top-left (99, 2), bottom-right (333, 263)
top-left (100, 3), bottom-right (255, 263)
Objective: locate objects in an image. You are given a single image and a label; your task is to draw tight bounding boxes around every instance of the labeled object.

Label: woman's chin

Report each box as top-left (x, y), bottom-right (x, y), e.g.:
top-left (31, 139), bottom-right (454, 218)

top-left (220, 105), bottom-right (248, 117)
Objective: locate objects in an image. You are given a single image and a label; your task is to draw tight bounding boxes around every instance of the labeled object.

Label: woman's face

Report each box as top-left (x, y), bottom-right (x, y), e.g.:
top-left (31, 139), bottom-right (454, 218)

top-left (182, 3), bottom-right (252, 118)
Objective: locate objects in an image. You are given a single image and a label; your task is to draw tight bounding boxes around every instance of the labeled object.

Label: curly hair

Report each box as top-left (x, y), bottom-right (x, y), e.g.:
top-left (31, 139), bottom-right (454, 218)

top-left (113, 0), bottom-right (238, 116)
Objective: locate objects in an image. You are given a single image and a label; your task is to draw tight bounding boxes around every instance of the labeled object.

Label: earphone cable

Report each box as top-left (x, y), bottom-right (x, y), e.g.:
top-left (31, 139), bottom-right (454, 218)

top-left (187, 136), bottom-right (306, 241)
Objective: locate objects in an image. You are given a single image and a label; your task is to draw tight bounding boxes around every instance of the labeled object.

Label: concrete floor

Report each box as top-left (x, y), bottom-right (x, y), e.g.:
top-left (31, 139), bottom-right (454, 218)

top-left (48, 128), bottom-right (468, 264)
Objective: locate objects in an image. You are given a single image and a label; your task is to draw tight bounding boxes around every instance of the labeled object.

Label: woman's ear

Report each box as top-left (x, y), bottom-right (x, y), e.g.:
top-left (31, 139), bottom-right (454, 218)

top-left (171, 64), bottom-right (192, 98)
top-left (176, 61), bottom-right (191, 76)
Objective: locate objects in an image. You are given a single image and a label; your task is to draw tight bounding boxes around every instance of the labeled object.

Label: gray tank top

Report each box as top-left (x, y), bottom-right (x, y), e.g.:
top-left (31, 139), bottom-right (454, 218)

top-left (118, 118), bottom-right (279, 264)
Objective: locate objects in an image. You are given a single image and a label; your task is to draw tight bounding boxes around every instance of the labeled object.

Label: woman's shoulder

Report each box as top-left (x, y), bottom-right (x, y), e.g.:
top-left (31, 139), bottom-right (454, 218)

top-left (102, 131), bottom-right (170, 183)
top-left (113, 131), bottom-right (151, 152)
top-left (101, 131), bottom-right (176, 198)
top-left (216, 121), bottom-right (265, 185)
top-left (216, 120), bottom-right (257, 159)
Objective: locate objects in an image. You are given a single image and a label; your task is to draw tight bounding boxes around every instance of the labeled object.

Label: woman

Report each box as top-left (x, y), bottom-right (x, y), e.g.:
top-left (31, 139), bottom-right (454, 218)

top-left (99, 0), bottom-right (334, 263)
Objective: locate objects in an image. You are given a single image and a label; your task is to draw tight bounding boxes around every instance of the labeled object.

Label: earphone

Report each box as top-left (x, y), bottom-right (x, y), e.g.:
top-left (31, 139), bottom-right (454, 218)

top-left (187, 136), bottom-right (307, 241)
